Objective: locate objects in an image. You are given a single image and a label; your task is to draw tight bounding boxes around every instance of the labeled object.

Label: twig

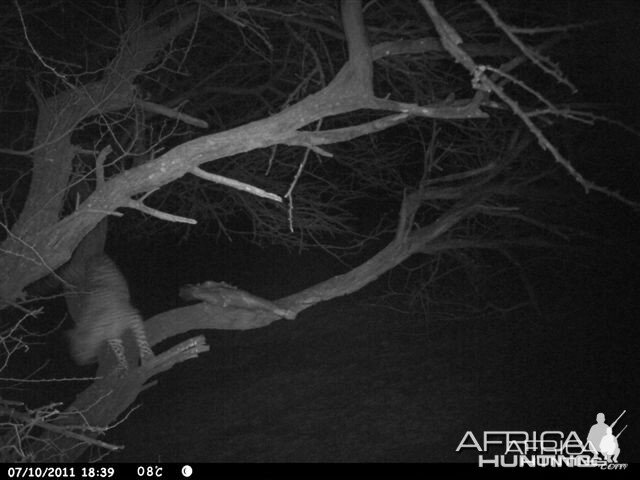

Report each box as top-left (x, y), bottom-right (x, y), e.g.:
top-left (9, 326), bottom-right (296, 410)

top-left (191, 167), bottom-right (283, 203)
top-left (126, 200), bottom-right (197, 224)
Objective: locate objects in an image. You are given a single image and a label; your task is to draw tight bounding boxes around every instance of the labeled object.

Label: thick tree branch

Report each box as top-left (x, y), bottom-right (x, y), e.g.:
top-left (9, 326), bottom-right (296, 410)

top-left (145, 183), bottom-right (489, 344)
top-left (0, 6), bottom-right (206, 300)
top-left (0, 1), bottom-right (491, 302)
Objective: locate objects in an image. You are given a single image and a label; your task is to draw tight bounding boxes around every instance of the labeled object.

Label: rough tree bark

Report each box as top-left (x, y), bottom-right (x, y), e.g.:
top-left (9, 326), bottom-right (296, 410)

top-left (0, 0), bottom-right (490, 304)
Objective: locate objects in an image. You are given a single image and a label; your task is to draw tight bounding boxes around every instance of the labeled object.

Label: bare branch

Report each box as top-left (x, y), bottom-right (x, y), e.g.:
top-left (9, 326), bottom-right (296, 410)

top-left (419, 0), bottom-right (640, 208)
top-left (476, 0), bottom-right (576, 91)
top-left (136, 100), bottom-right (208, 129)
top-left (190, 167), bottom-right (283, 203)
top-left (126, 199), bottom-right (197, 225)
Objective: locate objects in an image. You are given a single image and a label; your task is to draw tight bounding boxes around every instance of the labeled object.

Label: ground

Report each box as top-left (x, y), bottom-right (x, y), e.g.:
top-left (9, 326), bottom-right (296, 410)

top-left (100, 237), bottom-right (638, 463)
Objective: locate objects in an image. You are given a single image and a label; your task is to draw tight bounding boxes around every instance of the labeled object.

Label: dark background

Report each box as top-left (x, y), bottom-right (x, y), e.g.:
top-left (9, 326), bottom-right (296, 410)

top-left (3, 0), bottom-right (639, 463)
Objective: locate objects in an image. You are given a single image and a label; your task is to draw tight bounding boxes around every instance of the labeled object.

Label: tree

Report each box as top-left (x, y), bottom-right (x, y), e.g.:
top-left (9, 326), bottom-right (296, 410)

top-left (0, 0), bottom-right (637, 462)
